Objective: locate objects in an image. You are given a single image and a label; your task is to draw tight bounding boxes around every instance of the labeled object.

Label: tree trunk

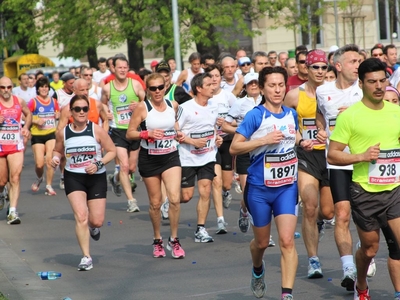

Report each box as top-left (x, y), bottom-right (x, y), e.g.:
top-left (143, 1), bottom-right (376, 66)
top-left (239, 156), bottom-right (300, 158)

top-left (195, 26), bottom-right (220, 59)
top-left (86, 46), bottom-right (98, 68)
top-left (127, 38), bottom-right (144, 71)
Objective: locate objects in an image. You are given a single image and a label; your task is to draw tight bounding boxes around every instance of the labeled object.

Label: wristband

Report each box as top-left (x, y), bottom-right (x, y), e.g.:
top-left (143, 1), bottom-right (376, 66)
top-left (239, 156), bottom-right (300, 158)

top-left (298, 139), bottom-right (304, 147)
top-left (94, 161), bottom-right (105, 170)
top-left (139, 130), bottom-right (149, 140)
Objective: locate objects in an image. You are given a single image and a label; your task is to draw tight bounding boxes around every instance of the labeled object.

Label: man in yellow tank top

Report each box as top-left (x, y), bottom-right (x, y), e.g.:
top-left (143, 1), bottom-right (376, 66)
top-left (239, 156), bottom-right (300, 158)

top-left (284, 49), bottom-right (334, 279)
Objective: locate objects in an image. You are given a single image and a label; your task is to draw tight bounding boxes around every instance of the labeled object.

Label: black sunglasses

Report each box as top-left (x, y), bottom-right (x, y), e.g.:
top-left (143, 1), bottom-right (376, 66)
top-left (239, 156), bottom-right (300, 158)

top-left (298, 60), bottom-right (306, 64)
top-left (240, 63), bottom-right (251, 67)
top-left (71, 106), bottom-right (89, 113)
top-left (310, 65), bottom-right (328, 70)
top-left (148, 84), bottom-right (165, 92)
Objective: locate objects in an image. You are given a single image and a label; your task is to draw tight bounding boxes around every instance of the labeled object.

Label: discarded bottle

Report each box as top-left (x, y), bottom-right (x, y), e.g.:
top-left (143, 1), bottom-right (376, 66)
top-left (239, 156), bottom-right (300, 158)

top-left (36, 271), bottom-right (62, 280)
top-left (294, 232), bottom-right (301, 239)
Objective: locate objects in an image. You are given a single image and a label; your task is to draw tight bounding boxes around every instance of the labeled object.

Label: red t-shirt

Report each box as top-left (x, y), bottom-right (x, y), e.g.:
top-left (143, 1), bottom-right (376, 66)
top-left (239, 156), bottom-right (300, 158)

top-left (286, 75), bottom-right (308, 93)
top-left (102, 73), bottom-right (146, 89)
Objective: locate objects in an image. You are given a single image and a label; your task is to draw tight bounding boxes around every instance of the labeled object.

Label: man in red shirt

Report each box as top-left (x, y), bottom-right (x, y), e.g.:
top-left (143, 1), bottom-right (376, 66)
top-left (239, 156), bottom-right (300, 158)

top-left (286, 51), bottom-right (308, 93)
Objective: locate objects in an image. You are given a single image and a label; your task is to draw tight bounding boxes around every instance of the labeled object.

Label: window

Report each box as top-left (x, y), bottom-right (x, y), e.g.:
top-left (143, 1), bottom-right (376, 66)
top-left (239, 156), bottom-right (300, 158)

top-left (299, 0), bottom-right (323, 47)
top-left (377, 0), bottom-right (399, 41)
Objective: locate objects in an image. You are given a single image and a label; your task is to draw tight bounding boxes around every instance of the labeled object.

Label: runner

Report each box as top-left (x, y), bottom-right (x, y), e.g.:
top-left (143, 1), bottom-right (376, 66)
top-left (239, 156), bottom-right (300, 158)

top-left (176, 52), bottom-right (204, 94)
top-left (0, 77), bottom-right (32, 224)
top-left (230, 66), bottom-right (313, 299)
top-left (126, 73), bottom-right (185, 258)
top-left (28, 77), bottom-right (59, 196)
top-left (328, 57), bottom-right (400, 300)
top-left (51, 94), bottom-right (116, 271)
top-left (284, 49), bottom-right (334, 279)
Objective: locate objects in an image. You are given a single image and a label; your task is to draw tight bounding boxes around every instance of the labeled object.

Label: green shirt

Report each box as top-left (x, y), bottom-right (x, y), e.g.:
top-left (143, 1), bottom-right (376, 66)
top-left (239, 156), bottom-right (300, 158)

top-left (330, 100), bottom-right (400, 192)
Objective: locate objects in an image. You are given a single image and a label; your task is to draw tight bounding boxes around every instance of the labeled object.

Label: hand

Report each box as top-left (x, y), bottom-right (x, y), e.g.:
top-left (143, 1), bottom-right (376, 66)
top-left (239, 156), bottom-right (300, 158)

top-left (0, 115), bottom-right (5, 123)
top-left (216, 117), bottom-right (224, 127)
top-left (215, 135), bottom-right (223, 147)
top-left (176, 131), bottom-right (185, 143)
top-left (260, 130), bottom-right (284, 145)
top-left (338, 106), bottom-right (349, 115)
top-left (85, 163), bottom-right (98, 175)
top-left (362, 143), bottom-right (380, 162)
top-left (149, 129), bottom-right (164, 140)
top-left (129, 102), bottom-right (138, 112)
top-left (316, 129), bottom-right (328, 144)
top-left (193, 137), bottom-right (208, 148)
top-left (55, 111), bottom-right (60, 119)
top-left (51, 156), bottom-right (60, 168)
top-left (37, 118), bottom-right (45, 126)
top-left (21, 128), bottom-right (31, 139)
top-left (300, 139), bottom-right (314, 151)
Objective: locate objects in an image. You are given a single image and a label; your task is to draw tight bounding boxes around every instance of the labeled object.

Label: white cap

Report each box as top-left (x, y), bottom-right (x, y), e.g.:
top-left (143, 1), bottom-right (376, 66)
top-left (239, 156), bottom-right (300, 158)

top-left (244, 68), bottom-right (259, 85)
top-left (329, 45), bottom-right (339, 53)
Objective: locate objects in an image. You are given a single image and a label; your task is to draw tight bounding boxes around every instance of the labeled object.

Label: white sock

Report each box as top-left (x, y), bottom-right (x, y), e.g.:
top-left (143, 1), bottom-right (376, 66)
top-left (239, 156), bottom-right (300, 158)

top-left (217, 216), bottom-right (225, 223)
top-left (341, 255), bottom-right (355, 269)
top-left (9, 207), bottom-right (16, 214)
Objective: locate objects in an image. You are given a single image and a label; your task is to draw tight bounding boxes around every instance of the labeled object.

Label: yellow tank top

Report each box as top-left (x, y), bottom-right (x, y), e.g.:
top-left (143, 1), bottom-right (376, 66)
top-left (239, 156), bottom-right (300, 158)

top-left (297, 85), bottom-right (325, 150)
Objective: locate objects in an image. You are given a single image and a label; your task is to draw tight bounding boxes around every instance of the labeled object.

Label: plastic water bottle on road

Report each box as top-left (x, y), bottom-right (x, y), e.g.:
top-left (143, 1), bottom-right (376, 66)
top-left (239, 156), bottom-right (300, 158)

top-left (36, 271), bottom-right (62, 280)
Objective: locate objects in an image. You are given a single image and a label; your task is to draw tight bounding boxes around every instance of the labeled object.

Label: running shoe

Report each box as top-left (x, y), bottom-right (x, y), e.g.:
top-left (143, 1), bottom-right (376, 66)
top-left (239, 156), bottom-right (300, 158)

top-left (59, 178), bottom-right (65, 190)
top-left (31, 177), bottom-right (43, 192)
top-left (45, 185), bottom-right (57, 196)
top-left (167, 237), bottom-right (185, 258)
top-left (89, 227), bottom-right (100, 241)
top-left (394, 292), bottom-right (400, 300)
top-left (153, 239), bottom-right (166, 258)
top-left (232, 173), bottom-right (242, 194)
top-left (356, 241), bottom-right (377, 277)
top-left (282, 294), bottom-right (294, 300)
top-left (269, 235), bottom-right (275, 247)
top-left (238, 209), bottom-right (250, 233)
top-left (222, 191), bottom-right (232, 209)
top-left (324, 217), bottom-right (335, 226)
top-left (108, 174), bottom-right (122, 197)
top-left (354, 280), bottom-right (370, 300)
top-left (308, 256), bottom-right (323, 278)
top-left (251, 260), bottom-right (266, 298)
top-left (7, 211), bottom-right (21, 225)
top-left (194, 227), bottom-right (214, 243)
top-left (341, 265), bottom-right (356, 291)
top-left (317, 220), bottom-right (325, 242)
top-left (216, 219), bottom-right (227, 234)
top-left (78, 256), bottom-right (93, 271)
top-left (160, 198), bottom-right (169, 220)
top-left (127, 199), bottom-right (140, 212)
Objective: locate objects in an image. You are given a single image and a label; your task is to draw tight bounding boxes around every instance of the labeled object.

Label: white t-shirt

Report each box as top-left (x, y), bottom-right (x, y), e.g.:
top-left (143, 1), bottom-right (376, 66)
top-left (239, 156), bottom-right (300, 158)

top-left (220, 73), bottom-right (240, 93)
top-left (171, 70), bottom-right (181, 84)
top-left (93, 70), bottom-right (111, 84)
top-left (225, 95), bottom-right (262, 126)
top-left (208, 89), bottom-right (236, 136)
top-left (12, 86), bottom-right (36, 103)
top-left (177, 99), bottom-right (218, 167)
top-left (316, 80), bottom-right (363, 170)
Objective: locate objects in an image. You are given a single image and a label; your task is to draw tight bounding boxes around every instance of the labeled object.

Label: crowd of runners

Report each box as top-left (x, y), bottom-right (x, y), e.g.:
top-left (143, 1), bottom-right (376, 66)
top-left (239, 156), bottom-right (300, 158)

top-left (1, 43), bottom-right (400, 300)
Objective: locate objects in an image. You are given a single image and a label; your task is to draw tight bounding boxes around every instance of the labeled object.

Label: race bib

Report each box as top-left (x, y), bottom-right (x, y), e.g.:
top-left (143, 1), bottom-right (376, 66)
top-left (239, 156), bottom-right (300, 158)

top-left (116, 105), bottom-right (132, 125)
top-left (190, 130), bottom-right (215, 154)
top-left (38, 113), bottom-right (56, 129)
top-left (368, 149), bottom-right (400, 184)
top-left (264, 150), bottom-right (298, 187)
top-left (66, 145), bottom-right (96, 169)
top-left (148, 130), bottom-right (177, 155)
top-left (0, 124), bottom-right (20, 145)
top-left (328, 118), bottom-right (336, 135)
top-left (302, 118), bottom-right (323, 146)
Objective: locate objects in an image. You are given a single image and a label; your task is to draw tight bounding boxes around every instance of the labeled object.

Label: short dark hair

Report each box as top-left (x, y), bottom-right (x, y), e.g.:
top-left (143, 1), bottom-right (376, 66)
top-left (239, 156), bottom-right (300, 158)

top-left (106, 57), bottom-right (114, 68)
top-left (113, 57), bottom-right (129, 67)
top-left (97, 57), bottom-right (107, 64)
top-left (328, 52), bottom-right (335, 62)
top-left (35, 70), bottom-right (44, 79)
top-left (383, 44), bottom-right (396, 55)
top-left (18, 73), bottom-right (28, 81)
top-left (358, 58), bottom-right (387, 82)
top-left (52, 71), bottom-right (59, 76)
top-left (267, 51), bottom-right (277, 57)
top-left (295, 51), bottom-right (307, 63)
top-left (69, 94), bottom-right (89, 110)
top-left (251, 51), bottom-right (268, 64)
top-left (138, 68), bottom-right (152, 81)
top-left (204, 64), bottom-right (222, 74)
top-left (188, 52), bottom-right (201, 63)
top-left (327, 65), bottom-right (337, 78)
top-left (201, 53), bottom-right (215, 64)
top-left (295, 45), bottom-right (308, 54)
top-left (333, 44), bottom-right (360, 65)
top-left (258, 66), bottom-right (288, 89)
top-left (35, 76), bottom-right (50, 95)
top-left (191, 73), bottom-right (212, 96)
top-left (371, 43), bottom-right (384, 55)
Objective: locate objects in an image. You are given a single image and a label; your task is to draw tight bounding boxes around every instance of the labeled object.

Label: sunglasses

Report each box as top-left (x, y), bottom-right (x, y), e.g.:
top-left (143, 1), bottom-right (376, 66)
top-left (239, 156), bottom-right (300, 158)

top-left (148, 84), bottom-right (165, 92)
top-left (0, 85), bottom-right (12, 90)
top-left (310, 65), bottom-right (328, 70)
top-left (240, 63), bottom-right (251, 67)
top-left (71, 106), bottom-right (89, 113)
top-left (372, 53), bottom-right (383, 57)
top-left (298, 60), bottom-right (306, 64)
top-left (83, 74), bottom-right (93, 77)
top-left (269, 57), bottom-right (277, 60)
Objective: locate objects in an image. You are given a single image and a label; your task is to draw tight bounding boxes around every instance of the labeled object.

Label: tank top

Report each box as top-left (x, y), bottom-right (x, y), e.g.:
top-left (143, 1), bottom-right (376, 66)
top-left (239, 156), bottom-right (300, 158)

top-left (221, 73), bottom-right (239, 93)
top-left (56, 89), bottom-right (74, 109)
top-left (30, 97), bottom-right (58, 136)
top-left (165, 84), bottom-right (177, 101)
top-left (183, 68), bottom-right (204, 93)
top-left (140, 99), bottom-right (177, 155)
top-left (0, 95), bottom-right (24, 152)
top-left (64, 121), bottom-right (105, 174)
top-left (68, 97), bottom-right (100, 125)
top-left (297, 84), bottom-right (325, 150)
top-left (109, 79), bottom-right (139, 129)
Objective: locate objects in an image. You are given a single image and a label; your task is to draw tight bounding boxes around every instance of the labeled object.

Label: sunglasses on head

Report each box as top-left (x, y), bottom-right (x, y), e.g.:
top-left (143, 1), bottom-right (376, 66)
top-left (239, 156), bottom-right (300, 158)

top-left (298, 60), bottom-right (306, 64)
top-left (71, 106), bottom-right (89, 113)
top-left (309, 65), bottom-right (328, 70)
top-left (0, 85), bottom-right (12, 90)
top-left (148, 84), bottom-right (165, 92)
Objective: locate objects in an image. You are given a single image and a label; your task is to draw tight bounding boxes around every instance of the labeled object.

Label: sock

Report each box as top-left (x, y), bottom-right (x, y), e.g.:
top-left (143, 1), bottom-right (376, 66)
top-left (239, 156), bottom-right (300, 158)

top-left (341, 255), bottom-right (355, 269)
top-left (9, 207), bottom-right (16, 214)
top-left (282, 287), bottom-right (292, 295)
top-left (395, 292), bottom-right (400, 297)
top-left (240, 208), bottom-right (248, 215)
top-left (309, 256), bottom-right (319, 262)
top-left (114, 165), bottom-right (120, 174)
top-left (196, 225), bottom-right (205, 232)
top-left (217, 216), bottom-right (224, 223)
top-left (356, 286), bottom-right (368, 293)
top-left (253, 264), bottom-right (264, 276)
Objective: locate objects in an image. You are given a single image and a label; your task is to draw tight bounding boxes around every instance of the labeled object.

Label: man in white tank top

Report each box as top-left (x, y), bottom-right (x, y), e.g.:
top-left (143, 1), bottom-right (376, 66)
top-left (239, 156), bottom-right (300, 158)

top-left (220, 56), bottom-right (242, 93)
top-left (175, 52), bottom-right (204, 94)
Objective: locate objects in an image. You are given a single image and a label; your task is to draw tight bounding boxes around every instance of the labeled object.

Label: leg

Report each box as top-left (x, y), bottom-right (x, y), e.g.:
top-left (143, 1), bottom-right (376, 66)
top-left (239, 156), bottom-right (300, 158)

top-left (117, 147), bottom-right (134, 200)
top-left (32, 143), bottom-right (45, 180)
top-left (45, 139), bottom-right (56, 187)
top-left (197, 178), bottom-right (212, 224)
top-left (87, 198), bottom-right (106, 228)
top-left (212, 164), bottom-right (223, 218)
top-left (7, 151), bottom-right (24, 210)
top-left (143, 175), bottom-right (163, 239)
top-left (319, 186), bottom-right (334, 220)
top-left (0, 157), bottom-right (8, 191)
top-left (334, 201), bottom-right (353, 255)
top-left (381, 224), bottom-right (400, 292)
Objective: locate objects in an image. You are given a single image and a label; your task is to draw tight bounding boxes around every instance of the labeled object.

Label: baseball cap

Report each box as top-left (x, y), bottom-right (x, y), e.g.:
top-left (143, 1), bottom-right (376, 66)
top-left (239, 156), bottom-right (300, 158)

top-left (150, 60), bottom-right (158, 68)
top-left (238, 57), bottom-right (251, 67)
top-left (329, 45), bottom-right (339, 53)
top-left (156, 61), bottom-right (171, 73)
top-left (60, 72), bottom-right (75, 82)
top-left (244, 69), bottom-right (259, 85)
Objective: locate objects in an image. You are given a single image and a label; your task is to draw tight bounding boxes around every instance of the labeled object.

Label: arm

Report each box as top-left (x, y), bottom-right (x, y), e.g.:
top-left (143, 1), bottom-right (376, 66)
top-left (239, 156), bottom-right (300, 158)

top-left (132, 79), bottom-right (145, 102)
top-left (230, 130), bottom-right (285, 156)
top-left (316, 111), bottom-right (328, 144)
top-left (222, 120), bottom-right (237, 134)
top-left (231, 77), bottom-right (244, 97)
top-left (101, 83), bottom-right (110, 105)
top-left (50, 129), bottom-right (65, 168)
top-left (126, 103), bottom-right (146, 140)
top-left (327, 140), bottom-right (380, 165)
top-left (175, 70), bottom-right (188, 87)
top-left (97, 100), bottom-right (109, 132)
top-left (56, 106), bottom-right (70, 132)
top-left (94, 124), bottom-right (117, 165)
top-left (20, 98), bottom-right (32, 137)
top-left (283, 88), bottom-right (299, 109)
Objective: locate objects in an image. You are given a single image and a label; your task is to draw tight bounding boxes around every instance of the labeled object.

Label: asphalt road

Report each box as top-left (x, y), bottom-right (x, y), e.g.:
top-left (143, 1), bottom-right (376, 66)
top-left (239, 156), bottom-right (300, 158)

top-left (0, 146), bottom-right (395, 300)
